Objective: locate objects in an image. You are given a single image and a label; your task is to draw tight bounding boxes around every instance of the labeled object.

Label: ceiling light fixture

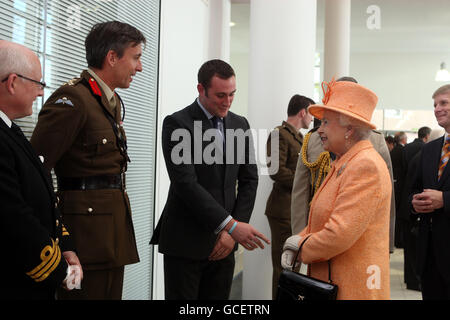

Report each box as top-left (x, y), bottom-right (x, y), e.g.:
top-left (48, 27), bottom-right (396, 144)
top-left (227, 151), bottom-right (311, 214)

top-left (435, 62), bottom-right (450, 82)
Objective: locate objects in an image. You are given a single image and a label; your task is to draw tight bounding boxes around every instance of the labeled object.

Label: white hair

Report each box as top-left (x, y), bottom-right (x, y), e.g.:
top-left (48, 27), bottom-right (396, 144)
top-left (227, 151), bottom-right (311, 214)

top-left (338, 113), bottom-right (372, 141)
top-left (0, 41), bottom-right (34, 79)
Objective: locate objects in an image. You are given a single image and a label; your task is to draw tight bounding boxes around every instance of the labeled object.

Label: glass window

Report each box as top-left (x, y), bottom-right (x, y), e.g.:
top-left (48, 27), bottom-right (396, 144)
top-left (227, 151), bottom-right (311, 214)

top-left (0, 0), bottom-right (159, 299)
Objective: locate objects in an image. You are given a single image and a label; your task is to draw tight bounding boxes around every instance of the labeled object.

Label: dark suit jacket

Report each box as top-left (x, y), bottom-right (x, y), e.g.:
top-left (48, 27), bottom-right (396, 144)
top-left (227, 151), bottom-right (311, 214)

top-left (399, 139), bottom-right (425, 221)
top-left (150, 100), bottom-right (258, 260)
top-left (411, 136), bottom-right (450, 281)
top-left (391, 144), bottom-right (405, 212)
top-left (0, 118), bottom-right (73, 299)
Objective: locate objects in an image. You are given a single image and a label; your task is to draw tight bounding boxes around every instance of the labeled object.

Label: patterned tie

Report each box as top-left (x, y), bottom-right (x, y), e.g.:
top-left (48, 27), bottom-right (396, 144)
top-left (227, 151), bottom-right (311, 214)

top-left (438, 136), bottom-right (450, 180)
top-left (211, 116), bottom-right (225, 145)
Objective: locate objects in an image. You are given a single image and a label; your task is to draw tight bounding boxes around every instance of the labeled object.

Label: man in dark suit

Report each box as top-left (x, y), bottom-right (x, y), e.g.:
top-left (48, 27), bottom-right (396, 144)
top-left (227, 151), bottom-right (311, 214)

top-left (0, 40), bottom-right (82, 299)
top-left (150, 59), bottom-right (269, 300)
top-left (400, 126), bottom-right (430, 291)
top-left (411, 84), bottom-right (450, 299)
top-left (391, 131), bottom-right (407, 248)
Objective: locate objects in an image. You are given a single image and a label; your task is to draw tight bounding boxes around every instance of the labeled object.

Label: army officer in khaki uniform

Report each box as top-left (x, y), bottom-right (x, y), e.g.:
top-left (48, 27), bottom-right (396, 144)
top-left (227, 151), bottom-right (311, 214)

top-left (31, 21), bottom-right (146, 300)
top-left (264, 94), bottom-right (314, 298)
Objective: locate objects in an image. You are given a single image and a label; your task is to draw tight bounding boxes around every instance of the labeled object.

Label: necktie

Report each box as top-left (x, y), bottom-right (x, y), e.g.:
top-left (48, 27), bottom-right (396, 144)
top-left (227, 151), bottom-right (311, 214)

top-left (211, 116), bottom-right (224, 141)
top-left (438, 136), bottom-right (450, 180)
top-left (211, 116), bottom-right (226, 157)
top-left (211, 116), bottom-right (220, 130)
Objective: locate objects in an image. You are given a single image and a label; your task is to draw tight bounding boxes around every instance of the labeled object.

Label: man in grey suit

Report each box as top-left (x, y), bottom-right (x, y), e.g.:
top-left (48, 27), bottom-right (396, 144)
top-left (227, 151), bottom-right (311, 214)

top-left (150, 59), bottom-right (269, 300)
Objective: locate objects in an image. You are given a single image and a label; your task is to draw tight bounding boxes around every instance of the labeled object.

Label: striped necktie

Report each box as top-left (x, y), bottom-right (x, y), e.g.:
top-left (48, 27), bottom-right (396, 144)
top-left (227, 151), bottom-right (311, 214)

top-left (438, 136), bottom-right (450, 180)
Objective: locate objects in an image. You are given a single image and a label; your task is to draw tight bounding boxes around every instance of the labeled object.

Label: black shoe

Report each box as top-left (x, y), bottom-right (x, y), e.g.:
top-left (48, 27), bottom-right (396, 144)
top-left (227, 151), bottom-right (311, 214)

top-left (406, 283), bottom-right (421, 291)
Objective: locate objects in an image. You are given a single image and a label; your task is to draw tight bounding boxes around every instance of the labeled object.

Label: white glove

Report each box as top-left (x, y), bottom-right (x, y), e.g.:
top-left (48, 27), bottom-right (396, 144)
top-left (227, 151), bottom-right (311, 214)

top-left (65, 265), bottom-right (82, 290)
top-left (281, 235), bottom-right (302, 270)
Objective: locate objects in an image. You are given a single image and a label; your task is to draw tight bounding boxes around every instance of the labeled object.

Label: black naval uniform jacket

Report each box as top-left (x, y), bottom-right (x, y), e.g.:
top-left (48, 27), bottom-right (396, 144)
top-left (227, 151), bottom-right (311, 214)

top-left (31, 70), bottom-right (139, 271)
top-left (0, 118), bottom-right (73, 299)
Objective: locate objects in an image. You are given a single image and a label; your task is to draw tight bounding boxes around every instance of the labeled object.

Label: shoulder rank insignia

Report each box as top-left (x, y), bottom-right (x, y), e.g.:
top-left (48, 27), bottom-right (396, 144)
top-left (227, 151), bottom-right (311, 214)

top-left (88, 78), bottom-right (102, 97)
top-left (63, 77), bottom-right (81, 86)
top-left (55, 97), bottom-right (74, 107)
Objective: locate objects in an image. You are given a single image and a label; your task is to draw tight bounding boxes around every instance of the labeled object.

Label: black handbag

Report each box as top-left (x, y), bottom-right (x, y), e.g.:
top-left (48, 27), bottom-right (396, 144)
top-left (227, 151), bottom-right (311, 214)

top-left (276, 235), bottom-right (338, 300)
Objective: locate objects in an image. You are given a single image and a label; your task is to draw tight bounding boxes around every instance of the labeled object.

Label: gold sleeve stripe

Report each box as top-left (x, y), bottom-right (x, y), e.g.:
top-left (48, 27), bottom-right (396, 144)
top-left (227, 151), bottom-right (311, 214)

top-left (26, 239), bottom-right (62, 282)
top-left (62, 225), bottom-right (69, 236)
top-left (32, 246), bottom-right (61, 282)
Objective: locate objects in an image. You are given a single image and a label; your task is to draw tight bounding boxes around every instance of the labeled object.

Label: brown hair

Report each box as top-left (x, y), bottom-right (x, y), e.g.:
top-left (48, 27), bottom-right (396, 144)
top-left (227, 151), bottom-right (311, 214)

top-left (85, 21), bottom-right (146, 69)
top-left (432, 84), bottom-right (450, 99)
top-left (197, 59), bottom-right (235, 94)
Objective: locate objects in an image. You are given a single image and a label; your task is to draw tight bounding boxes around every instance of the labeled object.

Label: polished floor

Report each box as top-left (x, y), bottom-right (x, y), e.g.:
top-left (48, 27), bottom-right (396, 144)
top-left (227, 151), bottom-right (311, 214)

top-left (230, 248), bottom-right (423, 300)
top-left (390, 248), bottom-right (422, 300)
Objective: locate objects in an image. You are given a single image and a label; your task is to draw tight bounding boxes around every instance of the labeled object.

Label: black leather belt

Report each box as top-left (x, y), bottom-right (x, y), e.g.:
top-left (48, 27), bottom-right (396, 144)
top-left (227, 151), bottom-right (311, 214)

top-left (57, 175), bottom-right (124, 191)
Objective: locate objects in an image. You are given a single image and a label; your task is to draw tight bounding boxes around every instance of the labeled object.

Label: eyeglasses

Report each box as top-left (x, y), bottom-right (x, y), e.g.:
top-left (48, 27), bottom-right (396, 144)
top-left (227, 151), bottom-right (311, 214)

top-left (1, 74), bottom-right (47, 90)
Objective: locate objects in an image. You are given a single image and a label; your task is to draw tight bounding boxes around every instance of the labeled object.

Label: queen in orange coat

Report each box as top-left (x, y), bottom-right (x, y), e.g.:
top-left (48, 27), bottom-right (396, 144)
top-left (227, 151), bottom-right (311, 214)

top-left (281, 80), bottom-right (392, 300)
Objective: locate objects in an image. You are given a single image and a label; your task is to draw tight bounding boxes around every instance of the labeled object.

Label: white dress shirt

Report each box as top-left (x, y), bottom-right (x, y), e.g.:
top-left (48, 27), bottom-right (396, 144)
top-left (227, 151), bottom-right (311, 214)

top-left (0, 109), bottom-right (12, 128)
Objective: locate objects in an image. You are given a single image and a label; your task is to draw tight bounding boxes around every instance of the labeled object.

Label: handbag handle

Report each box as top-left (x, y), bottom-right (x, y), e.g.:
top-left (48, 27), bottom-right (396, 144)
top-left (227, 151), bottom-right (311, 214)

top-left (292, 235), bottom-right (333, 284)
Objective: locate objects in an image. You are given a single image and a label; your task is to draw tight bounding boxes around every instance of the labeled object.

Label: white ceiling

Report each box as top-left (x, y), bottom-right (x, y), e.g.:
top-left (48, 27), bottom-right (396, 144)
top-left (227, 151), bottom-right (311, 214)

top-left (231, 0), bottom-right (450, 54)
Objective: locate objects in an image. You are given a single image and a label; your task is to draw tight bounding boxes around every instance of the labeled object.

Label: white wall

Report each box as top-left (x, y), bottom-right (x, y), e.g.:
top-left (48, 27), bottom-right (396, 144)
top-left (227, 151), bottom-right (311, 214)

top-left (153, 0), bottom-right (210, 300)
top-left (243, 0), bottom-right (317, 300)
top-left (350, 52), bottom-right (450, 111)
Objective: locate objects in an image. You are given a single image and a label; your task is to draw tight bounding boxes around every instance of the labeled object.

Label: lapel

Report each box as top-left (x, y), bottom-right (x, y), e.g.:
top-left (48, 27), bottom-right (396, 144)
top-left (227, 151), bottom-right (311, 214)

top-left (81, 70), bottom-right (115, 119)
top-left (188, 100), bottom-right (213, 130)
top-left (222, 113), bottom-right (230, 180)
top-left (114, 93), bottom-right (121, 123)
top-left (0, 120), bottom-right (55, 195)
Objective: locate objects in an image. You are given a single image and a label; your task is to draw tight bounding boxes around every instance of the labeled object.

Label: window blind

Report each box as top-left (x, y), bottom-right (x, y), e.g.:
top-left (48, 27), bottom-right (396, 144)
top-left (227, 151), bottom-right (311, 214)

top-left (0, 0), bottom-right (159, 300)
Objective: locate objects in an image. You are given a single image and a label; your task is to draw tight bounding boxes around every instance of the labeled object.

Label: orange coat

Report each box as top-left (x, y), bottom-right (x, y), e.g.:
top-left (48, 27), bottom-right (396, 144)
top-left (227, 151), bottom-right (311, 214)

top-left (299, 140), bottom-right (391, 300)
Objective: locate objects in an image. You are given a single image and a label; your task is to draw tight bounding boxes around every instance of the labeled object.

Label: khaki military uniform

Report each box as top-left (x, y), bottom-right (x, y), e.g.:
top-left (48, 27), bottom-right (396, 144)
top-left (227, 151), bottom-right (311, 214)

top-left (31, 70), bottom-right (139, 299)
top-left (264, 121), bottom-right (303, 298)
top-left (291, 128), bottom-right (328, 234)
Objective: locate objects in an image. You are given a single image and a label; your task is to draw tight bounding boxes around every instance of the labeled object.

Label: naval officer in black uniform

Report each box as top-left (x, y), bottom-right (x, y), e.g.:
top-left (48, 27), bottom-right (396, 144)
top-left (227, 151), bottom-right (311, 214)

top-left (0, 40), bottom-right (82, 299)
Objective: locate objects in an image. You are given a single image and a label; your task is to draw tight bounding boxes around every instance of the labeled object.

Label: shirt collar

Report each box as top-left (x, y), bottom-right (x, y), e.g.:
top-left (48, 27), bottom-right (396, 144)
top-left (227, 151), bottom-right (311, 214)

top-left (196, 98), bottom-right (223, 122)
top-left (0, 109), bottom-right (12, 128)
top-left (87, 68), bottom-right (116, 105)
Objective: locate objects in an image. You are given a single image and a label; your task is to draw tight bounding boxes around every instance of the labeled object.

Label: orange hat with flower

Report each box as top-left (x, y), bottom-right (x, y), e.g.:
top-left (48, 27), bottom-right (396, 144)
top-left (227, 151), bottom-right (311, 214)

top-left (308, 79), bottom-right (378, 129)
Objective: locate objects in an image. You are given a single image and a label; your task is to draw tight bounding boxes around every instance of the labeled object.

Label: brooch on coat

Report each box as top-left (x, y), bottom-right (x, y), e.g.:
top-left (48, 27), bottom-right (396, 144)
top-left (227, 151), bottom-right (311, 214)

top-left (337, 163), bottom-right (346, 177)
